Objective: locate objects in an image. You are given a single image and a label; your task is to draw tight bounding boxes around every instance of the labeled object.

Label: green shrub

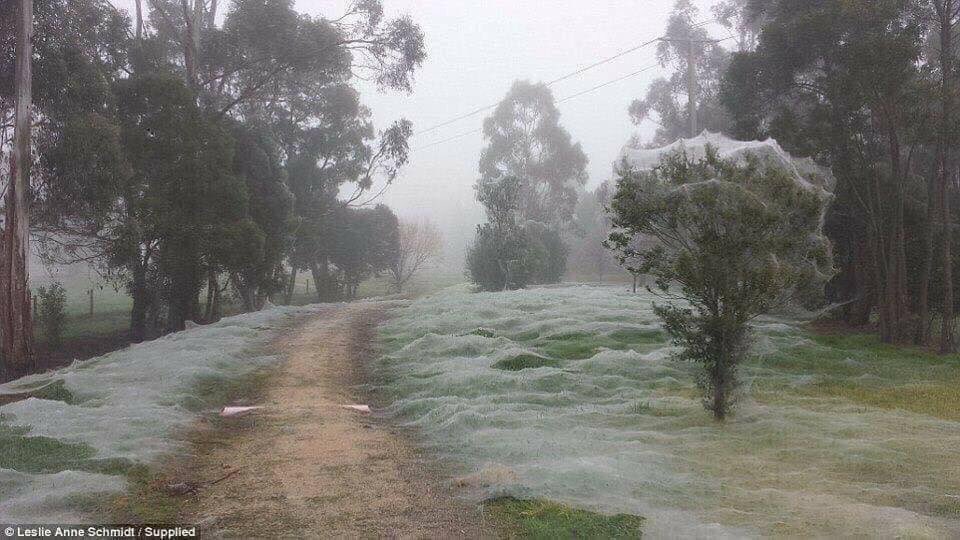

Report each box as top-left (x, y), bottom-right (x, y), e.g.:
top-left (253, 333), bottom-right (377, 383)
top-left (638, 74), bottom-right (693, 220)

top-left (466, 222), bottom-right (568, 292)
top-left (466, 223), bottom-right (530, 291)
top-left (523, 222), bottom-right (568, 285)
top-left (607, 147), bottom-right (833, 420)
top-left (37, 282), bottom-right (67, 347)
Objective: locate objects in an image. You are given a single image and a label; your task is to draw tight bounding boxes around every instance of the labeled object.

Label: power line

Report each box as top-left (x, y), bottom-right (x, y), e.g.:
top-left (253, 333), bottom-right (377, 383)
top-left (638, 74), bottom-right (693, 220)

top-left (412, 18), bottom-right (718, 138)
top-left (557, 63), bottom-right (658, 104)
top-left (413, 63), bottom-right (662, 152)
top-left (410, 33), bottom-right (736, 153)
top-left (411, 127), bottom-right (482, 152)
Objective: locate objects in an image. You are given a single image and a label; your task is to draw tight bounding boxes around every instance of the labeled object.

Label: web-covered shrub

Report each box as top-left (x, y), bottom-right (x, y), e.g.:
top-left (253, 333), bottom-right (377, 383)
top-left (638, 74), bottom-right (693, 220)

top-left (607, 145), bottom-right (834, 419)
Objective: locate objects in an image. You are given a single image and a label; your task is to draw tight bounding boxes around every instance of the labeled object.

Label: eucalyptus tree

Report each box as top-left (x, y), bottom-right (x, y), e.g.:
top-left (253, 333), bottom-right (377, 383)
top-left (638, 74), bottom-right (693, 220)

top-left (478, 80), bottom-right (588, 227)
top-left (628, 0), bottom-right (731, 145)
top-left (0, 0), bottom-right (129, 371)
top-left (473, 80), bottom-right (587, 286)
top-left (721, 0), bottom-right (932, 346)
top-left (212, 121), bottom-right (293, 314)
top-left (328, 204), bottom-right (399, 300)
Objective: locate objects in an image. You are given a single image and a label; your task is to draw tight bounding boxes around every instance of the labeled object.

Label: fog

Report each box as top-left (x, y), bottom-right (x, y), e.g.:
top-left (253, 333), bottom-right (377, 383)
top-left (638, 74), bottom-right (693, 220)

top-left (332, 0), bottom-right (720, 266)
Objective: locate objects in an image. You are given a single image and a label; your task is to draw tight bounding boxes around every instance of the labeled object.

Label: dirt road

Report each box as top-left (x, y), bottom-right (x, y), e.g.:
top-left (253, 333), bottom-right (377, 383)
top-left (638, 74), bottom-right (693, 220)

top-left (184, 301), bottom-right (487, 538)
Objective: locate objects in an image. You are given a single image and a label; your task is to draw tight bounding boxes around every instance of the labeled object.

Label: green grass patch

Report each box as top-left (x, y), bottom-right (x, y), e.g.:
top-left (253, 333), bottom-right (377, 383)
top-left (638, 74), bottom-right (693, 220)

top-left (182, 367), bottom-right (271, 413)
top-left (2, 379), bottom-right (77, 404)
top-left (494, 354), bottom-right (561, 371)
top-left (533, 328), bottom-right (665, 361)
top-left (608, 328), bottom-right (665, 344)
top-left (803, 380), bottom-right (960, 421)
top-left (485, 497), bottom-right (644, 539)
top-left (753, 331), bottom-right (960, 421)
top-left (0, 425), bottom-right (96, 473)
top-left (0, 424), bottom-right (136, 476)
top-left (538, 333), bottom-right (601, 360)
top-left (62, 310), bottom-right (130, 341)
top-left (28, 379), bottom-right (77, 404)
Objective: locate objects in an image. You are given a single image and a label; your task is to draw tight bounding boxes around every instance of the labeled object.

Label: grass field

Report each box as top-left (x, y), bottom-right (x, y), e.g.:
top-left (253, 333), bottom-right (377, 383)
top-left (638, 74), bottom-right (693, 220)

top-left (377, 284), bottom-right (960, 538)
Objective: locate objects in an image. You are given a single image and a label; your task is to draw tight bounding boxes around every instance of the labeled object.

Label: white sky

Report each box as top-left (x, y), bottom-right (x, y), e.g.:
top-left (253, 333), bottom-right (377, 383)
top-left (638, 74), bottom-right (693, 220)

top-left (109, 0), bottom-right (724, 263)
top-left (308, 0), bottom-right (722, 260)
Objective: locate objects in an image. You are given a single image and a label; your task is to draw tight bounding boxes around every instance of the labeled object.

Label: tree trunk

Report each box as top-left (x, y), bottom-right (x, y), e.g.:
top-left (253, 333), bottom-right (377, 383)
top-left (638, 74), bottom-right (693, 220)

top-left (850, 240), bottom-right (875, 326)
top-left (310, 261), bottom-right (324, 302)
top-left (231, 273), bottom-right (255, 312)
top-left (179, 0), bottom-right (199, 88)
top-left (205, 0), bottom-right (217, 28)
top-left (871, 228), bottom-right (892, 342)
top-left (939, 167), bottom-right (955, 352)
top-left (937, 1), bottom-right (956, 354)
top-left (211, 281), bottom-right (222, 321)
top-left (916, 167), bottom-right (939, 344)
top-left (881, 122), bottom-right (909, 343)
top-left (1, 0), bottom-right (35, 377)
top-left (134, 0), bottom-right (143, 41)
top-left (203, 270), bottom-right (220, 322)
top-left (311, 256), bottom-right (337, 302)
top-left (285, 266), bottom-right (297, 304)
top-left (130, 259), bottom-right (149, 342)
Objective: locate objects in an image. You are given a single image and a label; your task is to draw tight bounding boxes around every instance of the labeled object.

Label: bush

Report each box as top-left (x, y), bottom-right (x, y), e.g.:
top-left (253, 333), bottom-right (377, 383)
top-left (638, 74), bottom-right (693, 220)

top-left (466, 224), bottom-right (529, 291)
top-left (37, 282), bottom-right (67, 347)
top-left (523, 222), bottom-right (567, 285)
top-left (466, 222), bottom-right (568, 292)
top-left (607, 147), bottom-right (833, 420)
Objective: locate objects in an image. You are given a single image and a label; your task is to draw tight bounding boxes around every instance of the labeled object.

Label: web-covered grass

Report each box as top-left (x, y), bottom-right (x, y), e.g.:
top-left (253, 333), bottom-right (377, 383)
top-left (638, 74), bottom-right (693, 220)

top-left (0, 304), bottom-right (326, 523)
top-left (376, 285), bottom-right (960, 538)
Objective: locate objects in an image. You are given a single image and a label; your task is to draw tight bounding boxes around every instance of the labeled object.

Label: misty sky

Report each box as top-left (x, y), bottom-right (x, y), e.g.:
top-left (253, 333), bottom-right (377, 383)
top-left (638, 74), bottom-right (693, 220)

top-left (106, 0), bottom-right (726, 263)
top-left (312, 0), bottom-right (724, 258)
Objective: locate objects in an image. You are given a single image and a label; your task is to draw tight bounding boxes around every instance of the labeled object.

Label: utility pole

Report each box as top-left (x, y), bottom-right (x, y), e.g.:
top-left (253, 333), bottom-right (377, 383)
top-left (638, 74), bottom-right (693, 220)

top-left (687, 38), bottom-right (697, 138)
top-left (2, 0), bottom-right (35, 375)
top-left (659, 37), bottom-right (721, 139)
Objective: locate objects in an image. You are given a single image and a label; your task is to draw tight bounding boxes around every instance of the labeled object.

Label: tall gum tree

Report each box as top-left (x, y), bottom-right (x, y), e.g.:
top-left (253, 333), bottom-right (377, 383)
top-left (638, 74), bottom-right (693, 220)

top-left (478, 80), bottom-right (588, 228)
top-left (1, 0), bottom-right (35, 375)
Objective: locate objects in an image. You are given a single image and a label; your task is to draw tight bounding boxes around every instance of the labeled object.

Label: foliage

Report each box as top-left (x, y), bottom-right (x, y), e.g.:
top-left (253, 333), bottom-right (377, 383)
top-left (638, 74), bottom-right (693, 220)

top-left (466, 220), bottom-right (567, 292)
top-left (478, 81), bottom-right (588, 226)
top-left (607, 148), bottom-right (833, 419)
top-left (484, 497), bottom-right (644, 539)
top-left (217, 121), bottom-right (294, 311)
top-left (719, 0), bottom-right (960, 351)
top-left (522, 221), bottom-right (568, 285)
top-left (328, 205), bottom-right (400, 299)
top-left (0, 0), bottom-right (425, 364)
top-left (36, 282), bottom-right (67, 347)
top-left (567, 182), bottom-right (619, 281)
top-left (628, 0), bottom-right (732, 145)
top-left (466, 222), bottom-right (529, 292)
top-left (467, 174), bottom-right (564, 290)
top-left (470, 80), bottom-right (586, 287)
